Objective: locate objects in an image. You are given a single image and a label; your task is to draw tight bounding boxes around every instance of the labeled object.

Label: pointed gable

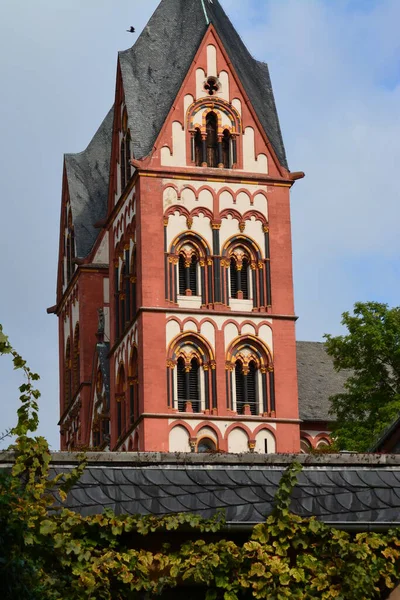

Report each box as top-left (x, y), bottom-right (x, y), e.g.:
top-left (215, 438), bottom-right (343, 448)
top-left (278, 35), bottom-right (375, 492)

top-left (205, 1), bottom-right (288, 170)
top-left (119, 0), bottom-right (288, 169)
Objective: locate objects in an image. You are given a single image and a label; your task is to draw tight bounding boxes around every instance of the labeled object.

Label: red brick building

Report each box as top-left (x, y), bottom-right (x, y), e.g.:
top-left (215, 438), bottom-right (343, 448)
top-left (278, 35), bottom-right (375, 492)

top-left (49, 0), bottom-right (341, 454)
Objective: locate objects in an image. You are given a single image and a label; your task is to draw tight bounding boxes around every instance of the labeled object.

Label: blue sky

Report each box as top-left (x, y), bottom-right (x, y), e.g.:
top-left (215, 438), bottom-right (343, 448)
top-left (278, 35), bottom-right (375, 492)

top-left (1, 0), bottom-right (400, 450)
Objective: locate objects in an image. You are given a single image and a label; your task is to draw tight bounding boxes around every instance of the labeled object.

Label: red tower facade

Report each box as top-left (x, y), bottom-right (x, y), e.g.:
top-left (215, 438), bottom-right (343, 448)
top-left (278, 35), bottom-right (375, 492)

top-left (50, 0), bottom-right (306, 454)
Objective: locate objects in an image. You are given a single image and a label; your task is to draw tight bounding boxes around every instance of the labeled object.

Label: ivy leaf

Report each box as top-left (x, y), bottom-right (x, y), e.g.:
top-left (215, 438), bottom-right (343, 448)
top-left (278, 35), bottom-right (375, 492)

top-left (224, 592), bottom-right (238, 600)
top-left (40, 520), bottom-right (57, 536)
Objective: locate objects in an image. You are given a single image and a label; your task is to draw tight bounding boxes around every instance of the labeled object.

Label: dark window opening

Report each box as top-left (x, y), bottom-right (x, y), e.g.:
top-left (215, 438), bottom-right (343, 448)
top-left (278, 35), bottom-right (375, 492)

top-left (206, 112), bottom-right (218, 168)
top-left (197, 438), bottom-right (216, 453)
top-left (230, 258), bottom-right (238, 298)
top-left (93, 428), bottom-right (100, 448)
top-left (177, 357), bottom-right (186, 412)
top-left (194, 128), bottom-right (203, 167)
top-left (177, 357), bottom-right (200, 413)
top-left (247, 360), bottom-right (257, 414)
top-left (235, 360), bottom-right (257, 415)
top-left (179, 255), bottom-right (186, 295)
top-left (189, 256), bottom-right (198, 295)
top-left (235, 360), bottom-right (244, 413)
top-left (189, 358), bottom-right (200, 413)
top-left (241, 258), bottom-right (249, 300)
top-left (179, 254), bottom-right (198, 296)
top-left (230, 256), bottom-right (250, 300)
top-left (222, 129), bottom-right (231, 168)
top-left (119, 263), bottom-right (126, 334)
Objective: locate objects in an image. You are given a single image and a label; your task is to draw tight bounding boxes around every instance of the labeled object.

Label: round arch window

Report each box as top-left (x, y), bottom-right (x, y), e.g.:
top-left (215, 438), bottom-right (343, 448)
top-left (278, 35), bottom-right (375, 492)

top-left (197, 437), bottom-right (217, 453)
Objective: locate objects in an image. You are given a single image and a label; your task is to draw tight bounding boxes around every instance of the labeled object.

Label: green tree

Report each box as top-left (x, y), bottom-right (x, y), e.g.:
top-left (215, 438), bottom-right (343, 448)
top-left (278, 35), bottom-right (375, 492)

top-left (324, 301), bottom-right (400, 452)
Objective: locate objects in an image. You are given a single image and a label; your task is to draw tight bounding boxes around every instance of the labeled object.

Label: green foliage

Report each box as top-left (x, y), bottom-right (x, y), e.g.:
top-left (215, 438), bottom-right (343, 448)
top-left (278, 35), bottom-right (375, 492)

top-left (324, 301), bottom-right (400, 452)
top-left (2, 323), bottom-right (400, 598)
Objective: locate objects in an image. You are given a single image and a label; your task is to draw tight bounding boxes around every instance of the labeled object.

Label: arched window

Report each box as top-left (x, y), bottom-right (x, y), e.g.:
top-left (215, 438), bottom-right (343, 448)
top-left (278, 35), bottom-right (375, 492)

top-left (116, 364), bottom-right (126, 440)
top-left (168, 233), bottom-right (210, 305)
top-left (178, 255), bottom-right (186, 295)
top-left (177, 357), bottom-right (186, 413)
top-left (230, 254), bottom-right (250, 300)
top-left (222, 129), bottom-right (231, 168)
top-left (206, 112), bottom-right (218, 168)
top-left (189, 358), bottom-right (200, 412)
top-left (73, 323), bottom-right (80, 393)
top-left (227, 336), bottom-right (274, 417)
top-left (65, 338), bottom-right (72, 408)
top-left (129, 348), bottom-right (139, 424)
top-left (176, 357), bottom-right (200, 413)
top-left (168, 333), bottom-right (215, 414)
top-left (235, 359), bottom-right (257, 415)
top-left (197, 438), bottom-right (216, 453)
top-left (178, 252), bottom-right (198, 296)
top-left (235, 360), bottom-right (244, 411)
top-left (119, 263), bottom-right (126, 335)
top-left (130, 247), bottom-right (137, 317)
top-left (194, 128), bottom-right (203, 167)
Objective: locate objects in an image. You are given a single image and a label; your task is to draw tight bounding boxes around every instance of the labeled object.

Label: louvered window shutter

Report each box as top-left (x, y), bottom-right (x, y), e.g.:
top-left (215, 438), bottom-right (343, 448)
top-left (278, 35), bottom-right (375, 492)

top-left (247, 361), bottom-right (257, 415)
top-left (235, 361), bottom-right (244, 414)
top-left (189, 256), bottom-right (198, 295)
top-left (241, 258), bottom-right (249, 299)
top-left (189, 359), bottom-right (200, 412)
top-left (179, 255), bottom-right (186, 295)
top-left (177, 358), bottom-right (186, 411)
top-left (230, 258), bottom-right (238, 297)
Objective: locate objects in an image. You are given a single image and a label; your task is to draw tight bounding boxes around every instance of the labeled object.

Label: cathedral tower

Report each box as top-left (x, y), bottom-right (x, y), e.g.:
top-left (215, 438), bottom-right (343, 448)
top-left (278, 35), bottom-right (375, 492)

top-left (50, 0), bottom-right (303, 453)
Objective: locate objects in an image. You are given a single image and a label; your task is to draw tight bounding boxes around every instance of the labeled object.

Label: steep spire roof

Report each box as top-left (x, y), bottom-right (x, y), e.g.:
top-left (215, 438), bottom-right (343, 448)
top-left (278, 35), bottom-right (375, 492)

top-left (120, 0), bottom-right (288, 168)
top-left (64, 0), bottom-right (288, 260)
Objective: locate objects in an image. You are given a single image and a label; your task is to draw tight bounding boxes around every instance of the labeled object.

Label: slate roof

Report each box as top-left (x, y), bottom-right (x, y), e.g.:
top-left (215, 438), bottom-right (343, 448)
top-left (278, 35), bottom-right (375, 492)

top-left (119, 0), bottom-right (288, 168)
top-left (296, 341), bottom-right (350, 422)
top-left (64, 107), bottom-right (114, 258)
top-left (3, 453), bottom-right (400, 529)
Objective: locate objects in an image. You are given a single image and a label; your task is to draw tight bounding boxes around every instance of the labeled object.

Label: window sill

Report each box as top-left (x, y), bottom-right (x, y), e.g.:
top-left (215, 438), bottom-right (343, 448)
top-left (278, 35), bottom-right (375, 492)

top-left (229, 298), bottom-right (253, 312)
top-left (177, 295), bottom-right (202, 310)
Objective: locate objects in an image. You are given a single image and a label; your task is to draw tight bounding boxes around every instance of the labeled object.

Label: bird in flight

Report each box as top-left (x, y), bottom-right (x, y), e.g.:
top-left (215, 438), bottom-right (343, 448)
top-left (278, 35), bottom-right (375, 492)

top-left (126, 26), bottom-right (135, 33)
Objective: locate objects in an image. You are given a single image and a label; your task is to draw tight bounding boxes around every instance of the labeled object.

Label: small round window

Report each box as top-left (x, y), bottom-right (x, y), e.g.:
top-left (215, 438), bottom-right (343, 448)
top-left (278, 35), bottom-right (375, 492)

top-left (197, 438), bottom-right (217, 453)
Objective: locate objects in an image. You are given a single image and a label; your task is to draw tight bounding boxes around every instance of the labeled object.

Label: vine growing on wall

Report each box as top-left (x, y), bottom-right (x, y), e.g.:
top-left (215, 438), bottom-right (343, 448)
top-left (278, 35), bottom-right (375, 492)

top-left (1, 323), bottom-right (400, 599)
